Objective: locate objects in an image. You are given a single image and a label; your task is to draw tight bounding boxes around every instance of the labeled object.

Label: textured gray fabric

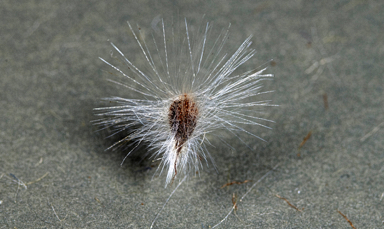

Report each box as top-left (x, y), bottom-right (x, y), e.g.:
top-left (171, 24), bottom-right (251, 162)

top-left (1, 1), bottom-right (383, 228)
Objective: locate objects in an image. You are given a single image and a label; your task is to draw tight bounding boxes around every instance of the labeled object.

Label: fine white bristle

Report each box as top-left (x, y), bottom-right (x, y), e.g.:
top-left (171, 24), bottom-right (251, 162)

top-left (94, 18), bottom-right (275, 187)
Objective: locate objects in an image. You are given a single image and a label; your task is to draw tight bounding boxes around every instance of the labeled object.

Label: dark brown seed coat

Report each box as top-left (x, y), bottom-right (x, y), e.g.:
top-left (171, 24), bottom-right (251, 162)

top-left (168, 94), bottom-right (199, 154)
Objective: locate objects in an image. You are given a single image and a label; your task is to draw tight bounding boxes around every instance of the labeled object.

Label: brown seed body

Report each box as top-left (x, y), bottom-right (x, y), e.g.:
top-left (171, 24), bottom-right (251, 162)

top-left (168, 94), bottom-right (199, 154)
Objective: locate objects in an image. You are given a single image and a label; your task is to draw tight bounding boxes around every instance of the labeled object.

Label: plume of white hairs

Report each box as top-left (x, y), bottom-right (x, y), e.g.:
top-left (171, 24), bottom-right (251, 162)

top-left (94, 18), bottom-right (275, 187)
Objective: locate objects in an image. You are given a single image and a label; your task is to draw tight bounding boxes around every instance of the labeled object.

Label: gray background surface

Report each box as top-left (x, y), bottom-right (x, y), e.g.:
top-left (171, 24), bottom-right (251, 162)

top-left (1, 0), bottom-right (383, 228)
